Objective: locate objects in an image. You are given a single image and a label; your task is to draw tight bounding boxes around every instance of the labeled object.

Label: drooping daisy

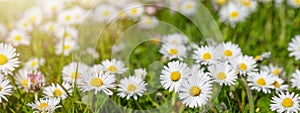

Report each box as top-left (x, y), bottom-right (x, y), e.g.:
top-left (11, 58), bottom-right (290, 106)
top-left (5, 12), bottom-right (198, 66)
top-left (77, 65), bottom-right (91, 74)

top-left (62, 62), bottom-right (90, 84)
top-left (27, 73), bottom-right (45, 92)
top-left (138, 16), bottom-right (159, 29)
top-left (93, 4), bottom-right (119, 23)
top-left (160, 61), bottom-right (190, 92)
top-left (192, 45), bottom-right (217, 65)
top-left (43, 82), bottom-right (72, 100)
top-left (134, 68), bottom-right (147, 80)
top-left (0, 43), bottom-right (20, 75)
top-left (288, 0), bottom-right (300, 8)
top-left (27, 98), bottom-right (61, 113)
top-left (219, 2), bottom-right (250, 27)
top-left (101, 59), bottom-right (128, 74)
top-left (236, 0), bottom-right (258, 12)
top-left (79, 71), bottom-right (116, 95)
top-left (178, 0), bottom-right (198, 16)
top-left (7, 30), bottom-right (31, 46)
top-left (254, 52), bottom-right (271, 61)
top-left (247, 71), bottom-right (274, 94)
top-left (159, 43), bottom-right (187, 61)
top-left (178, 69), bottom-right (213, 108)
top-left (291, 70), bottom-right (300, 90)
top-left (0, 75), bottom-right (13, 103)
top-left (55, 38), bottom-right (78, 56)
top-left (272, 76), bottom-right (288, 92)
top-left (216, 42), bottom-right (242, 61)
top-left (270, 92), bottom-right (300, 113)
top-left (117, 76), bottom-right (147, 100)
top-left (231, 55), bottom-right (257, 76)
top-left (24, 57), bottom-right (45, 70)
top-left (125, 2), bottom-right (144, 19)
top-left (15, 68), bottom-right (41, 92)
top-left (208, 62), bottom-right (237, 86)
top-left (162, 33), bottom-right (189, 45)
top-left (288, 35), bottom-right (300, 60)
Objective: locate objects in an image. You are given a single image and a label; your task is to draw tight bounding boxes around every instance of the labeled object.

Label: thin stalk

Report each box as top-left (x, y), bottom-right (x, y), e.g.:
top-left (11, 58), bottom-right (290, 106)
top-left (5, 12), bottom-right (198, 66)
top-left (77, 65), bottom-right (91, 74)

top-left (91, 91), bottom-right (96, 112)
top-left (240, 77), bottom-right (254, 113)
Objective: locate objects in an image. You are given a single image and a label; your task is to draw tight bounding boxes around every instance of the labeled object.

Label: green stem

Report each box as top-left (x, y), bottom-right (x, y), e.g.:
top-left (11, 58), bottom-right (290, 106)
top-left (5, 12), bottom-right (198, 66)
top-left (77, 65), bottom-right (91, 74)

top-left (91, 92), bottom-right (96, 112)
top-left (147, 95), bottom-right (160, 108)
top-left (240, 77), bottom-right (254, 113)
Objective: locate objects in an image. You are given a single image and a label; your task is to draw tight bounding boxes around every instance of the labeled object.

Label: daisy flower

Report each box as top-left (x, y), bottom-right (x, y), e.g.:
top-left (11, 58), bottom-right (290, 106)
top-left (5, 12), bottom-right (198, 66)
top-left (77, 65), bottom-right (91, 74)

top-left (79, 71), bottom-right (116, 95)
top-left (261, 64), bottom-right (284, 76)
top-left (291, 70), bottom-right (300, 90)
top-left (43, 82), bottom-right (72, 100)
top-left (107, 0), bottom-right (127, 7)
top-left (272, 76), bottom-right (288, 92)
top-left (216, 42), bottom-right (242, 61)
top-left (27, 73), bottom-right (45, 92)
top-left (178, 69), bottom-right (213, 108)
top-left (69, 6), bottom-right (86, 25)
top-left (62, 62), bottom-right (90, 84)
top-left (117, 76), bottom-right (147, 100)
top-left (0, 43), bottom-right (20, 75)
top-left (101, 59), bottom-right (128, 74)
top-left (236, 0), bottom-right (258, 12)
top-left (57, 10), bottom-right (76, 25)
top-left (0, 75), bottom-right (13, 103)
top-left (134, 68), bottom-right (147, 80)
top-left (219, 2), bottom-right (250, 27)
top-left (192, 45), bottom-right (217, 65)
top-left (27, 98), bottom-right (61, 113)
top-left (78, 0), bottom-right (98, 8)
top-left (162, 33), bottom-right (189, 45)
top-left (178, 0), bottom-right (198, 16)
top-left (90, 64), bottom-right (104, 74)
top-left (213, 0), bottom-right (230, 6)
top-left (24, 57), bottom-right (45, 70)
top-left (270, 92), bottom-right (300, 113)
top-left (254, 52), bottom-right (271, 61)
top-left (288, 35), bottom-right (300, 60)
top-left (138, 16), bottom-right (159, 29)
top-left (41, 0), bottom-right (64, 17)
top-left (288, 0), bottom-right (300, 8)
top-left (55, 38), bottom-right (78, 56)
top-left (208, 62), bottom-right (237, 86)
top-left (15, 68), bottom-right (41, 92)
top-left (159, 43), bottom-right (187, 61)
top-left (93, 4), bottom-right (119, 23)
top-left (54, 26), bottom-right (78, 39)
top-left (23, 7), bottom-right (43, 25)
top-left (125, 2), bottom-right (144, 19)
top-left (16, 18), bottom-right (33, 32)
top-left (42, 21), bottom-right (61, 35)
top-left (160, 61), bottom-right (190, 92)
top-left (7, 30), bottom-right (31, 46)
top-left (247, 71), bottom-right (274, 94)
top-left (232, 55), bottom-right (257, 76)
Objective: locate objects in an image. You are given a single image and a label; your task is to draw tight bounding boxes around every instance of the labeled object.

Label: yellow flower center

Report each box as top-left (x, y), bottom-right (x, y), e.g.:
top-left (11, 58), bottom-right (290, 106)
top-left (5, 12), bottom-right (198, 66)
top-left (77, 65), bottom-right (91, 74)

top-left (169, 48), bottom-right (178, 55)
top-left (185, 3), bottom-right (193, 9)
top-left (51, 5), bottom-right (57, 11)
top-left (90, 78), bottom-right (103, 87)
top-left (240, 63), bottom-right (248, 71)
top-left (0, 54), bottom-right (8, 65)
top-left (230, 11), bottom-right (239, 18)
top-left (254, 55), bottom-right (261, 61)
top-left (118, 11), bottom-right (125, 19)
top-left (282, 98), bottom-right (293, 108)
top-left (64, 32), bottom-right (70, 38)
top-left (65, 15), bottom-right (71, 21)
top-left (0, 86), bottom-right (2, 92)
top-left (273, 69), bottom-right (280, 75)
top-left (31, 61), bottom-right (38, 67)
top-left (217, 0), bottom-right (226, 5)
top-left (53, 88), bottom-right (63, 97)
top-left (131, 8), bottom-right (138, 14)
top-left (273, 81), bottom-right (280, 88)
top-left (170, 71), bottom-right (181, 81)
top-left (151, 38), bottom-right (160, 44)
top-left (30, 16), bottom-right (37, 23)
top-left (256, 78), bottom-right (266, 86)
top-left (127, 84), bottom-right (137, 92)
top-left (295, 0), bottom-right (300, 5)
top-left (189, 86), bottom-right (201, 96)
top-left (240, 0), bottom-right (251, 7)
top-left (224, 50), bottom-right (233, 57)
top-left (108, 65), bottom-right (117, 73)
top-left (64, 45), bottom-right (71, 50)
top-left (216, 72), bottom-right (226, 80)
top-left (23, 22), bottom-right (29, 27)
top-left (38, 102), bottom-right (48, 110)
top-left (14, 35), bottom-right (22, 41)
top-left (202, 52), bottom-right (212, 60)
top-left (22, 79), bottom-right (28, 88)
top-left (103, 11), bottom-right (110, 17)
top-left (71, 72), bottom-right (80, 80)
top-left (49, 25), bottom-right (55, 32)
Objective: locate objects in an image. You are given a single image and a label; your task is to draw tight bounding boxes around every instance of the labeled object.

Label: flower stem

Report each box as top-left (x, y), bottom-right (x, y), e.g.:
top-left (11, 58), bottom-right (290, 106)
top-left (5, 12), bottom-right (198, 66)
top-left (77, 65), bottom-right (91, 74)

top-left (240, 77), bottom-right (254, 113)
top-left (91, 91), bottom-right (96, 112)
top-left (34, 91), bottom-right (38, 102)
